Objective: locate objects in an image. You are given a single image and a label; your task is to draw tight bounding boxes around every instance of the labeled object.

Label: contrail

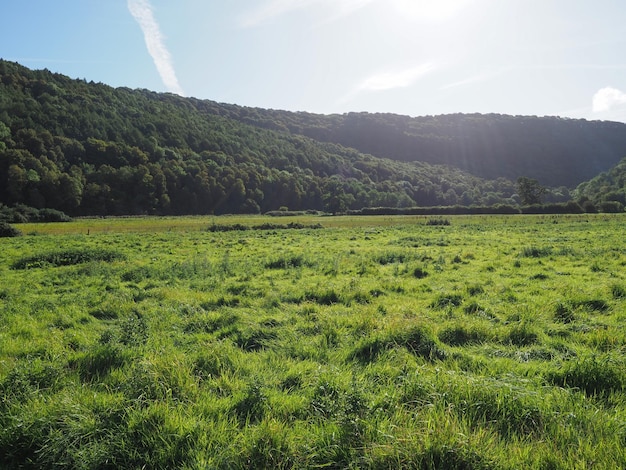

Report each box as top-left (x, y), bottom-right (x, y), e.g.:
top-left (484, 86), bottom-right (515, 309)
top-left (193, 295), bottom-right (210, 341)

top-left (128, 0), bottom-right (185, 95)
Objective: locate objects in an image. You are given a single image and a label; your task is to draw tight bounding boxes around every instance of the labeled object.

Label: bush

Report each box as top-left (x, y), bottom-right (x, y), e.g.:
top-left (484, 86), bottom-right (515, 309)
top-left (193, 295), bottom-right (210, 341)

top-left (0, 222), bottom-right (22, 237)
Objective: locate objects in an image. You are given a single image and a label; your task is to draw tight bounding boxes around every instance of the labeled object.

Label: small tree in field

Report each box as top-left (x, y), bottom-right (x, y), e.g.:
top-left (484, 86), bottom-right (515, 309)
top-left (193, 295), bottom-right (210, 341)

top-left (517, 176), bottom-right (546, 205)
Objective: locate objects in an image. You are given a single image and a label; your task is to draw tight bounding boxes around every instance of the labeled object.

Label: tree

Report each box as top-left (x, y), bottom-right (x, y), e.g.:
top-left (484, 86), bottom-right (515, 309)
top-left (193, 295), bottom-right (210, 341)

top-left (517, 176), bottom-right (546, 205)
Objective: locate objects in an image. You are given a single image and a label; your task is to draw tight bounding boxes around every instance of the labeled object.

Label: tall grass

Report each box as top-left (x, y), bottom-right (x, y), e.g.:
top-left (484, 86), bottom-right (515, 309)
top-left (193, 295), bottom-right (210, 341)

top-left (1, 214), bottom-right (626, 468)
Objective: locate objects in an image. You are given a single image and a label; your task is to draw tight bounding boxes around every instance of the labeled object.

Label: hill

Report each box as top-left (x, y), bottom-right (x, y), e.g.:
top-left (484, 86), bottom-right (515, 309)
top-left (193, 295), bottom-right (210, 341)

top-left (240, 110), bottom-right (626, 187)
top-left (0, 60), bottom-right (624, 215)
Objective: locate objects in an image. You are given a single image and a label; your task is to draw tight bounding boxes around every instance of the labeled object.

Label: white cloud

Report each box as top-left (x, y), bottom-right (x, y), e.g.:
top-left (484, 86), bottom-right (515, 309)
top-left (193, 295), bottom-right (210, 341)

top-left (340, 63), bottom-right (436, 103)
top-left (592, 87), bottom-right (626, 113)
top-left (357, 63), bottom-right (436, 92)
top-left (128, 0), bottom-right (184, 96)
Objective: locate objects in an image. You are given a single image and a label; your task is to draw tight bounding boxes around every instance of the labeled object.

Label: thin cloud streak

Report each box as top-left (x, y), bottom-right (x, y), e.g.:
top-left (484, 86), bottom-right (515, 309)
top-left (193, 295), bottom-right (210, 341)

top-left (358, 63), bottom-right (436, 92)
top-left (128, 0), bottom-right (184, 96)
top-left (341, 63), bottom-right (436, 103)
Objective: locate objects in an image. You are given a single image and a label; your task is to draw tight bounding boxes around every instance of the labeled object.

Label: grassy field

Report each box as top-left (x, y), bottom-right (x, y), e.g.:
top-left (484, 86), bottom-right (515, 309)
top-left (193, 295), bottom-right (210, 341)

top-left (1, 214), bottom-right (626, 468)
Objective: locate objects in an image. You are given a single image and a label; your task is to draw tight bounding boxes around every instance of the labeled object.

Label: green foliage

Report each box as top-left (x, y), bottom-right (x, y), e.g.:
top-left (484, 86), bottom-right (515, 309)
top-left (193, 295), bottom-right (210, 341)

top-left (517, 176), bottom-right (547, 205)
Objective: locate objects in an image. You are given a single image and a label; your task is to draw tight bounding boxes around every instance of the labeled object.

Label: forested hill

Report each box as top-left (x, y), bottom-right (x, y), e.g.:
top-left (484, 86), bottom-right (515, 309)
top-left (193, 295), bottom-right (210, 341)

top-left (0, 59), bottom-right (623, 216)
top-left (221, 109), bottom-right (626, 188)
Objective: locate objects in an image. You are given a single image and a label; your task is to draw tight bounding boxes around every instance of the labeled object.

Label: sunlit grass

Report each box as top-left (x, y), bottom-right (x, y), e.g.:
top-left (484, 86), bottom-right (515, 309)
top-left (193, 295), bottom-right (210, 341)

top-left (1, 213), bottom-right (625, 468)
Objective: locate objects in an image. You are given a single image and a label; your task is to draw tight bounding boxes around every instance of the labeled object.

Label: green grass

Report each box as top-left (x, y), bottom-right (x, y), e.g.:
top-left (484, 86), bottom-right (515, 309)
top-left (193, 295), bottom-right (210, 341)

top-left (1, 214), bottom-right (626, 468)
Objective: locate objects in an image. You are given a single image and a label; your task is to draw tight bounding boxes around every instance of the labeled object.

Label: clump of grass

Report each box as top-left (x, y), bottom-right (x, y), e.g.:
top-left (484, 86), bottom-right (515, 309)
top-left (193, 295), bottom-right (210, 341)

top-left (430, 293), bottom-right (464, 309)
top-left (505, 323), bottom-right (539, 346)
top-left (610, 284), bottom-right (626, 299)
top-left (573, 298), bottom-right (610, 313)
top-left (0, 361), bottom-right (64, 400)
top-left (438, 325), bottom-right (490, 346)
top-left (119, 310), bottom-right (149, 347)
top-left (413, 266), bottom-right (429, 279)
top-left (265, 254), bottom-right (308, 269)
top-left (426, 218), bottom-right (450, 226)
top-left (121, 265), bottom-right (160, 282)
top-left (12, 248), bottom-right (125, 269)
top-left (466, 284), bottom-right (484, 296)
top-left (304, 289), bottom-right (341, 305)
top-left (521, 246), bottom-right (552, 258)
top-left (233, 380), bottom-right (267, 425)
top-left (184, 310), bottom-right (239, 334)
top-left (545, 356), bottom-right (624, 397)
top-left (71, 344), bottom-right (129, 382)
top-left (349, 326), bottom-right (444, 363)
top-left (375, 251), bottom-right (409, 265)
top-left (554, 301), bottom-right (575, 323)
top-left (232, 326), bottom-right (276, 351)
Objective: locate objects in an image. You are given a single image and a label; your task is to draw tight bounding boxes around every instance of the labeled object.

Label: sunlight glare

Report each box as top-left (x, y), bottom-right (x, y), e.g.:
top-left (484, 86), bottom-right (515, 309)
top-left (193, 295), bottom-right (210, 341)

top-left (390, 0), bottom-right (472, 21)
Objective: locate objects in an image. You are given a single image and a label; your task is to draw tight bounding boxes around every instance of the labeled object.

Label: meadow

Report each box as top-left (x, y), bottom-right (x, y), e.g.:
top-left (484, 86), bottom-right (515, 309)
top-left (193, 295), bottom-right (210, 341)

top-left (1, 214), bottom-right (626, 469)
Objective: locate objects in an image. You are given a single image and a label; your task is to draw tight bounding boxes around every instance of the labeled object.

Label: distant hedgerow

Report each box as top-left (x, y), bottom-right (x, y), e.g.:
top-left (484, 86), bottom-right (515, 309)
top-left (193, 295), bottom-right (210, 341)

top-left (207, 222), bottom-right (323, 232)
top-left (11, 248), bottom-right (125, 269)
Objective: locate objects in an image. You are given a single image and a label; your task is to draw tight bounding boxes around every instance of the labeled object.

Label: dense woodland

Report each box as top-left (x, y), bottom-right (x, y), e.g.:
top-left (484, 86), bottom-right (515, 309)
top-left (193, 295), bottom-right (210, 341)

top-left (0, 60), bottom-right (625, 216)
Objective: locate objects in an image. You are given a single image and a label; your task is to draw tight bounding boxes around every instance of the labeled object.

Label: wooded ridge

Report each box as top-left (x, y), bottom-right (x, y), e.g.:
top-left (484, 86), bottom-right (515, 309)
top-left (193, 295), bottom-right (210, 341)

top-left (1, 60), bottom-right (624, 216)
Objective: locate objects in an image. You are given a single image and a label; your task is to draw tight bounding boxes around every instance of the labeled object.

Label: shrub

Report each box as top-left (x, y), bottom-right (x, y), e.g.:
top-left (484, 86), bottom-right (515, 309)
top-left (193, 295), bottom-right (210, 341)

top-left (0, 222), bottom-right (22, 237)
top-left (36, 208), bottom-right (72, 222)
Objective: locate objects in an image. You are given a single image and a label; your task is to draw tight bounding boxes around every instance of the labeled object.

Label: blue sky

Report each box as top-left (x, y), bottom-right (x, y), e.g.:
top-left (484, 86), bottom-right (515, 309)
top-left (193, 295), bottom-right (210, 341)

top-left (2, 0), bottom-right (626, 122)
